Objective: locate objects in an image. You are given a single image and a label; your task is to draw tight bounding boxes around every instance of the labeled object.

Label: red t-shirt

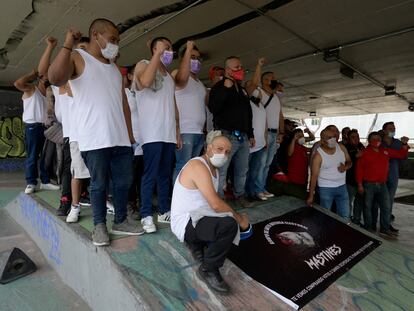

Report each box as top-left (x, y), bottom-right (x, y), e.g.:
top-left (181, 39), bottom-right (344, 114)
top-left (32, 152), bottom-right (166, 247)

top-left (287, 144), bottom-right (309, 185)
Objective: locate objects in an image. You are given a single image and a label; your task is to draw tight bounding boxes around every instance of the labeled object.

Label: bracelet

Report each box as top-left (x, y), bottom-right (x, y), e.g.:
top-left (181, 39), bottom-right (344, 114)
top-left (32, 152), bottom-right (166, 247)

top-left (62, 46), bottom-right (72, 51)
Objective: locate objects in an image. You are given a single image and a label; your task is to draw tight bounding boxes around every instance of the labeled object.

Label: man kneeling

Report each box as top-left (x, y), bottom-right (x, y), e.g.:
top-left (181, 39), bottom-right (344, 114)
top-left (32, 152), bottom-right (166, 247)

top-left (171, 131), bottom-right (249, 293)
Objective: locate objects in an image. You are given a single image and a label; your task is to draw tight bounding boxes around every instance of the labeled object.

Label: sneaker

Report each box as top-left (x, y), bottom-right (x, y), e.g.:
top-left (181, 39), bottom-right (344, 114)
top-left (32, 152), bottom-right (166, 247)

top-left (66, 205), bottom-right (80, 223)
top-left (79, 192), bottom-right (91, 207)
top-left (106, 200), bottom-right (115, 215)
top-left (256, 193), bottom-right (268, 201)
top-left (237, 196), bottom-right (254, 208)
top-left (157, 211), bottom-right (171, 223)
top-left (92, 223), bottom-right (110, 246)
top-left (141, 216), bottom-right (157, 233)
top-left (24, 184), bottom-right (36, 194)
top-left (379, 230), bottom-right (397, 239)
top-left (263, 191), bottom-right (274, 198)
top-left (112, 219), bottom-right (145, 236)
top-left (40, 183), bottom-right (60, 191)
top-left (389, 225), bottom-right (399, 235)
top-left (57, 196), bottom-right (71, 216)
top-left (197, 265), bottom-right (230, 294)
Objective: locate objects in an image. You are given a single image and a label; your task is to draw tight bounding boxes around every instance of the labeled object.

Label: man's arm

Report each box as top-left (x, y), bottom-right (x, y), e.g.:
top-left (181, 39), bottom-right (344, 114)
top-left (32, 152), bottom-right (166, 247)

top-left (122, 88), bottom-right (135, 144)
top-left (304, 127), bottom-right (315, 142)
top-left (306, 152), bottom-right (322, 206)
top-left (14, 70), bottom-right (37, 93)
top-left (48, 29), bottom-right (82, 86)
top-left (174, 41), bottom-right (194, 89)
top-left (288, 132), bottom-right (299, 157)
top-left (245, 57), bottom-right (265, 96)
top-left (278, 110), bottom-right (284, 135)
top-left (338, 144), bottom-right (353, 172)
top-left (190, 161), bottom-right (249, 229)
top-left (355, 152), bottom-right (365, 194)
top-left (174, 97), bottom-right (182, 150)
top-left (135, 40), bottom-right (166, 90)
top-left (38, 37), bottom-right (57, 76)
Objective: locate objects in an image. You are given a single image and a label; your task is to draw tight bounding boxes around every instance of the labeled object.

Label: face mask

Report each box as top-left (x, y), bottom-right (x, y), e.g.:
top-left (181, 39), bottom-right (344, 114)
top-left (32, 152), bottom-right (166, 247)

top-left (298, 137), bottom-right (306, 145)
top-left (209, 153), bottom-right (228, 168)
top-left (269, 80), bottom-right (278, 90)
top-left (97, 35), bottom-right (119, 60)
top-left (276, 91), bottom-right (284, 98)
top-left (327, 137), bottom-right (336, 148)
top-left (190, 59), bottom-right (201, 74)
top-left (231, 69), bottom-right (244, 81)
top-left (369, 141), bottom-right (381, 148)
top-left (387, 131), bottom-right (395, 138)
top-left (161, 50), bottom-right (174, 66)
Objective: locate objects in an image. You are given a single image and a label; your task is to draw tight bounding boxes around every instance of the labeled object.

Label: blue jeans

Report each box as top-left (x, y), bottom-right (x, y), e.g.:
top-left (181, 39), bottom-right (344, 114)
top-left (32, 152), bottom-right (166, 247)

top-left (318, 184), bottom-right (350, 219)
top-left (173, 133), bottom-right (204, 183)
top-left (141, 142), bottom-right (175, 218)
top-left (363, 182), bottom-right (391, 231)
top-left (218, 133), bottom-right (250, 198)
top-left (261, 131), bottom-right (279, 191)
top-left (386, 179), bottom-right (398, 216)
top-left (24, 123), bottom-right (49, 185)
top-left (246, 148), bottom-right (267, 196)
top-left (347, 184), bottom-right (364, 224)
top-left (82, 147), bottom-right (133, 226)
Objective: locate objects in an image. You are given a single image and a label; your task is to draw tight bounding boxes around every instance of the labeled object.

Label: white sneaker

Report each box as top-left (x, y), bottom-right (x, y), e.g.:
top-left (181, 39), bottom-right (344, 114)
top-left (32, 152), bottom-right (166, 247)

top-left (25, 184), bottom-right (36, 194)
top-left (40, 183), bottom-right (60, 191)
top-left (106, 200), bottom-right (115, 215)
top-left (141, 216), bottom-right (157, 233)
top-left (263, 191), bottom-right (274, 198)
top-left (157, 211), bottom-right (171, 223)
top-left (256, 193), bottom-right (268, 201)
top-left (66, 205), bottom-right (80, 223)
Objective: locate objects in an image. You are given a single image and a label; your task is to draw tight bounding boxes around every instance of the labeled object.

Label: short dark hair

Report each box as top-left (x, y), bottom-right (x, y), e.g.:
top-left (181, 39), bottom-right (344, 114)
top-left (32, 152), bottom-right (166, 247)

top-left (261, 71), bottom-right (273, 83)
top-left (348, 129), bottom-right (358, 137)
top-left (180, 45), bottom-right (199, 58)
top-left (126, 65), bottom-right (135, 75)
top-left (382, 121), bottom-right (394, 130)
top-left (225, 56), bottom-right (240, 68)
top-left (150, 37), bottom-right (171, 54)
top-left (89, 18), bottom-right (117, 37)
top-left (368, 131), bottom-right (381, 141)
top-left (276, 81), bottom-right (284, 87)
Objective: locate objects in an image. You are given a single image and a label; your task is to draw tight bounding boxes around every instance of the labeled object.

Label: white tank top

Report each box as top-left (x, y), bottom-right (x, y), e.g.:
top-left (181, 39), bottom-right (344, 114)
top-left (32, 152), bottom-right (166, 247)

top-left (260, 88), bottom-right (281, 130)
top-left (250, 101), bottom-right (267, 153)
top-left (171, 157), bottom-right (219, 242)
top-left (175, 76), bottom-right (207, 134)
top-left (317, 143), bottom-right (346, 187)
top-left (22, 87), bottom-right (47, 124)
top-left (59, 93), bottom-right (73, 139)
top-left (135, 60), bottom-right (176, 145)
top-left (125, 88), bottom-right (143, 156)
top-left (69, 49), bottom-right (130, 151)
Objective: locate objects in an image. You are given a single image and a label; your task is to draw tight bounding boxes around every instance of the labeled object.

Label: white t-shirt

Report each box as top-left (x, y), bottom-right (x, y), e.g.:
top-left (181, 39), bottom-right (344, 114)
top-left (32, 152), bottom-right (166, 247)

top-left (22, 87), bottom-right (47, 124)
top-left (69, 49), bottom-right (130, 151)
top-left (260, 88), bottom-right (281, 130)
top-left (175, 76), bottom-right (206, 134)
top-left (51, 86), bottom-right (62, 123)
top-left (317, 144), bottom-right (346, 187)
top-left (250, 101), bottom-right (267, 153)
top-left (135, 60), bottom-right (176, 145)
top-left (125, 87), bottom-right (143, 156)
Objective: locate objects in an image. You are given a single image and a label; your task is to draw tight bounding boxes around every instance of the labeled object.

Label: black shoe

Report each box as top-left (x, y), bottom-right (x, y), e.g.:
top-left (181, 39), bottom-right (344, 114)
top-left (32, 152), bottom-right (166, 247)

top-left (190, 248), bottom-right (204, 263)
top-left (197, 265), bottom-right (230, 294)
top-left (57, 197), bottom-right (71, 216)
top-left (379, 230), bottom-right (397, 239)
top-left (389, 225), bottom-right (399, 235)
top-left (79, 192), bottom-right (91, 207)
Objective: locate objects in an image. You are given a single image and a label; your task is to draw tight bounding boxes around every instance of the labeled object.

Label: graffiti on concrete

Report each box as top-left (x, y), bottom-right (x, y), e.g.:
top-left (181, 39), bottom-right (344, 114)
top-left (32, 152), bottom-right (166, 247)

top-left (19, 194), bottom-right (61, 266)
top-left (0, 116), bottom-right (26, 158)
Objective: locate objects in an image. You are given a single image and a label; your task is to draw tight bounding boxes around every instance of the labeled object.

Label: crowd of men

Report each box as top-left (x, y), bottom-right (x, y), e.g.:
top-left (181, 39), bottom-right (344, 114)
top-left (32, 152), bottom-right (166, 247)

top-left (15, 18), bottom-right (410, 293)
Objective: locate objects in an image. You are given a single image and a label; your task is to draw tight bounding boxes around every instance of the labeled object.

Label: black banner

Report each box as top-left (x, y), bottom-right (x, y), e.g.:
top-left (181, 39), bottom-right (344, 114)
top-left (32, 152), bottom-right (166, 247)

top-left (228, 207), bottom-right (381, 309)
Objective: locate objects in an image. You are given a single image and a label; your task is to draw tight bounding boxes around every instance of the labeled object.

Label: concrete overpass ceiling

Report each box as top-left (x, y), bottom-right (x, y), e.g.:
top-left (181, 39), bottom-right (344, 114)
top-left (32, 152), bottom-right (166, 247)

top-left (0, 0), bottom-right (413, 118)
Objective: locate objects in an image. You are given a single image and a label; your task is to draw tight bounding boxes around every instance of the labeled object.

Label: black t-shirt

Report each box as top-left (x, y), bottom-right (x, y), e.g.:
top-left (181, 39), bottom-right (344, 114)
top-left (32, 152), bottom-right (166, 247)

top-left (345, 142), bottom-right (365, 186)
top-left (208, 79), bottom-right (253, 138)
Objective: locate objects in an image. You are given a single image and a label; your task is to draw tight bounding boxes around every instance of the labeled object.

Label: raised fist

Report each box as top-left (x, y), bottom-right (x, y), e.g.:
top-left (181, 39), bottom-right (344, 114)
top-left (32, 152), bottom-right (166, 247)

top-left (46, 37), bottom-right (57, 47)
top-left (64, 29), bottom-right (82, 49)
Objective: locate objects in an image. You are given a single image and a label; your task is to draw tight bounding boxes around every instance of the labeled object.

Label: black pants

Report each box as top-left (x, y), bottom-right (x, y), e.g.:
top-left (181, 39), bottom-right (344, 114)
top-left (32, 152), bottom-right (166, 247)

top-left (61, 138), bottom-right (72, 198)
top-left (184, 216), bottom-right (238, 270)
top-left (128, 155), bottom-right (144, 203)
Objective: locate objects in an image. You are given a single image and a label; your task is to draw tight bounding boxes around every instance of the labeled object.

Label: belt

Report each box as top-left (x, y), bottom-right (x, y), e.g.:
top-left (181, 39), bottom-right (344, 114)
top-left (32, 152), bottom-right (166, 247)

top-left (268, 128), bottom-right (278, 133)
top-left (218, 129), bottom-right (247, 142)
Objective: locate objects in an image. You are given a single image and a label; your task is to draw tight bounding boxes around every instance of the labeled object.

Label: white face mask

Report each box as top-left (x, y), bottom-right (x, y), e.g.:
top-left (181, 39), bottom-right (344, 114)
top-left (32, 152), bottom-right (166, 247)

top-left (97, 35), bottom-right (119, 60)
top-left (387, 131), bottom-right (395, 138)
top-left (298, 137), bottom-right (306, 145)
top-left (327, 137), bottom-right (336, 148)
top-left (209, 153), bottom-right (228, 168)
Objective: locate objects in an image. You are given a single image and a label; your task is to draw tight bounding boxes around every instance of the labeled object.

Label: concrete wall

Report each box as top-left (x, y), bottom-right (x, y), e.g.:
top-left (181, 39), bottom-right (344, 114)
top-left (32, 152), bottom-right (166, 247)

top-left (5, 193), bottom-right (151, 311)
